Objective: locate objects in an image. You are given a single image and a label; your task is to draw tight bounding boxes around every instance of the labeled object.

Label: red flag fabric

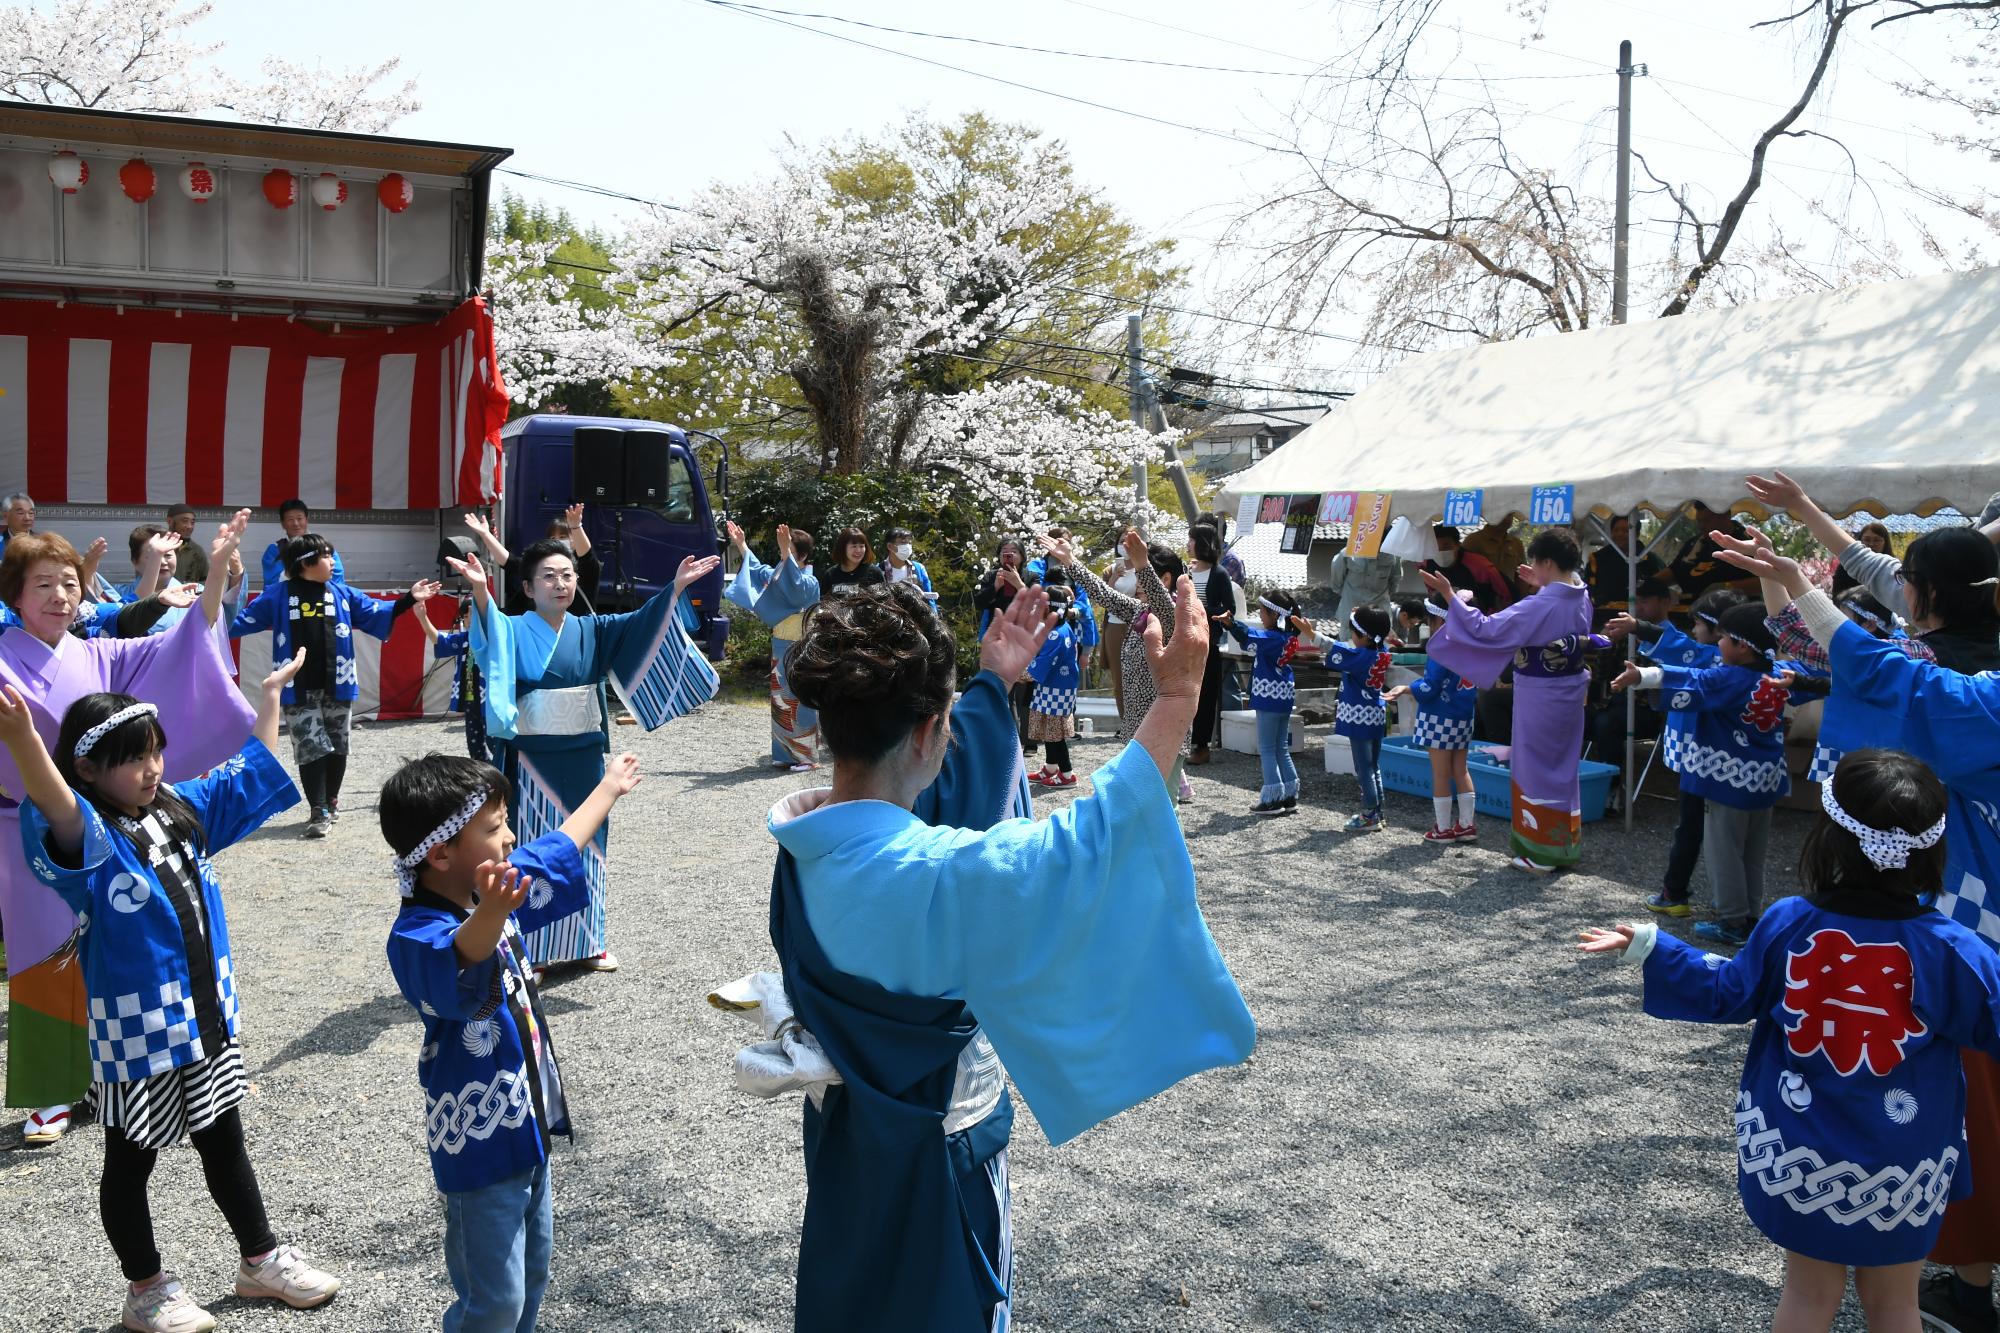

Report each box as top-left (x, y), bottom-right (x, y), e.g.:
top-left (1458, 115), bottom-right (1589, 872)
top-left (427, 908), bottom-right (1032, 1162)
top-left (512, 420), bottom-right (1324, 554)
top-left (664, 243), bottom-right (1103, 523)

top-left (0, 297), bottom-right (508, 508)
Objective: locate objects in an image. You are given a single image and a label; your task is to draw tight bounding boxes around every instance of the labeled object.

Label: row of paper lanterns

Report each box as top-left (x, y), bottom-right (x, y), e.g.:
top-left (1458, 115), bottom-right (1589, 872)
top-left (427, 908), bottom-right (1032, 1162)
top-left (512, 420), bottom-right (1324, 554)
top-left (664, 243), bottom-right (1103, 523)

top-left (46, 151), bottom-right (416, 213)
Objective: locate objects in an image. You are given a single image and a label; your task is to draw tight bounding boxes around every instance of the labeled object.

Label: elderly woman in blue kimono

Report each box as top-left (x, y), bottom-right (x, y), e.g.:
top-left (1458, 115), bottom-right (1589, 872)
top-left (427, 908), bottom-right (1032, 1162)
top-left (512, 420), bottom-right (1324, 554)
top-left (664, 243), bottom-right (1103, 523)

top-left (764, 576), bottom-right (1256, 1332)
top-left (725, 521), bottom-right (821, 771)
top-left (451, 540), bottom-right (719, 975)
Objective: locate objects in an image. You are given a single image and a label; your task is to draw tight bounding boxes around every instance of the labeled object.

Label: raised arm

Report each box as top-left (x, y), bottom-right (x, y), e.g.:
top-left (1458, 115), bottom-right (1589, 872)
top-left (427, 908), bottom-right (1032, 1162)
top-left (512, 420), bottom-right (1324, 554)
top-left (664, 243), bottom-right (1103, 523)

top-left (200, 510), bottom-right (253, 626)
top-left (563, 503), bottom-right (592, 559)
top-left (558, 752), bottom-right (642, 852)
top-left (463, 511), bottom-right (510, 567)
top-left (0, 685), bottom-right (80, 855)
top-left (255, 650), bottom-right (307, 751)
top-left (1743, 471), bottom-right (1859, 562)
top-left (135, 530), bottom-right (178, 600)
top-left (446, 551), bottom-right (492, 616)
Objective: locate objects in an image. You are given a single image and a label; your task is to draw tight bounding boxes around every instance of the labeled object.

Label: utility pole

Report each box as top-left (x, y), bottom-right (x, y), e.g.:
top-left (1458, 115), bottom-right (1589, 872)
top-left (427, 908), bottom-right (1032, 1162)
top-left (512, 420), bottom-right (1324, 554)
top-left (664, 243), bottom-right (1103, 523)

top-left (1127, 313), bottom-right (1148, 529)
top-left (1612, 39), bottom-right (1644, 325)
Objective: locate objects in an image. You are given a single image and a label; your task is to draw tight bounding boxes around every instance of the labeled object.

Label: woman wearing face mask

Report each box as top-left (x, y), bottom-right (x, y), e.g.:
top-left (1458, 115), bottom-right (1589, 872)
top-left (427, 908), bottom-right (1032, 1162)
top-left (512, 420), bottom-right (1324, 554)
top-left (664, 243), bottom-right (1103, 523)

top-left (1426, 526), bottom-right (1512, 613)
top-left (879, 529), bottom-right (934, 597)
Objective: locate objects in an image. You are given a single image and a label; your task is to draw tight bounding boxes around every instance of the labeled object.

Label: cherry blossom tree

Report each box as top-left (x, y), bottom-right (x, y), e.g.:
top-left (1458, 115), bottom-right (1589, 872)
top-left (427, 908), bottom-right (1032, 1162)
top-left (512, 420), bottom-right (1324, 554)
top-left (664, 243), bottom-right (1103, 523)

top-left (0, 0), bottom-right (419, 130)
top-left (484, 239), bottom-right (661, 414)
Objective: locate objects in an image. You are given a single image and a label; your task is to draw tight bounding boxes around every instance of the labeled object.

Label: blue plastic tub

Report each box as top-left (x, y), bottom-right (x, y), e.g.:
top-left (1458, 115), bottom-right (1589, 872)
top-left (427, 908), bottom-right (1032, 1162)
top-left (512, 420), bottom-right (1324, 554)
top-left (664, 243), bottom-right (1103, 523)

top-left (1378, 734), bottom-right (1617, 823)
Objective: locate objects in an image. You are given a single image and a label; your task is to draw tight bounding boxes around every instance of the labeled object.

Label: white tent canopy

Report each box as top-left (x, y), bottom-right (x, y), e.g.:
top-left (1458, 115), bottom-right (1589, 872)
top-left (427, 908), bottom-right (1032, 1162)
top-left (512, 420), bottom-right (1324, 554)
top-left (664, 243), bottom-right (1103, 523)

top-left (1219, 268), bottom-right (2000, 525)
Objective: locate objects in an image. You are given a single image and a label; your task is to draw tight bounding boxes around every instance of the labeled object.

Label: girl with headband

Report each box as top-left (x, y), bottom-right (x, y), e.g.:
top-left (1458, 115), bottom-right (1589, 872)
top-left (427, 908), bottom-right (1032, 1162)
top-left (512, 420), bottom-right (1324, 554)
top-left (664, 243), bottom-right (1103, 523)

top-left (1580, 747), bottom-right (2000, 1332)
top-left (1301, 604), bottom-right (1397, 833)
top-left (0, 650), bottom-right (345, 1333)
top-left (1223, 589), bottom-right (1317, 817)
top-left (1387, 589), bottom-right (1480, 843)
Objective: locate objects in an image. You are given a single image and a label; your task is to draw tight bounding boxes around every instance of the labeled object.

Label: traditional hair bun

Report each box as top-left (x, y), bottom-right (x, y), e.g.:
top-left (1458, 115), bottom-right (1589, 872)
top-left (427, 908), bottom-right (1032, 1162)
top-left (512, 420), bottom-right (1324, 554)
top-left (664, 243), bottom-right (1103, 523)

top-left (786, 582), bottom-right (956, 763)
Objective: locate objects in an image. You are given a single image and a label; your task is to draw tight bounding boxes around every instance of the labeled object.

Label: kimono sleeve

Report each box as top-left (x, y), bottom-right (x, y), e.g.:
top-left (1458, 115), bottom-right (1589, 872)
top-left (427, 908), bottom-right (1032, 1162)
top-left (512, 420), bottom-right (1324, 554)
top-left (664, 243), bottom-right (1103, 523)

top-left (468, 595), bottom-right (521, 740)
top-left (725, 553), bottom-right (774, 615)
top-left (169, 739), bottom-right (301, 855)
top-left (387, 910), bottom-right (501, 1023)
top-left (1826, 620), bottom-right (2000, 782)
top-left (599, 589), bottom-right (719, 730)
top-left (342, 585), bottom-right (399, 640)
top-left (19, 794), bottom-right (119, 918)
top-left (773, 558), bottom-right (819, 609)
top-left (1640, 903), bottom-right (1799, 1026)
top-left (229, 584), bottom-right (280, 638)
top-left (912, 669), bottom-right (1032, 827)
top-left (929, 743), bottom-right (1256, 1144)
top-left (503, 831), bottom-right (593, 939)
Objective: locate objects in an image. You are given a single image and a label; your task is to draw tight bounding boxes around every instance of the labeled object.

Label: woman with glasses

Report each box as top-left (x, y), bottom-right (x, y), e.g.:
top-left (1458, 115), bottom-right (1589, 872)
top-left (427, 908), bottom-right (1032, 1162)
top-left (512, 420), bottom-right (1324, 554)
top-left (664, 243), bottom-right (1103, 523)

top-left (230, 534), bottom-right (440, 839)
top-left (450, 539), bottom-right (720, 977)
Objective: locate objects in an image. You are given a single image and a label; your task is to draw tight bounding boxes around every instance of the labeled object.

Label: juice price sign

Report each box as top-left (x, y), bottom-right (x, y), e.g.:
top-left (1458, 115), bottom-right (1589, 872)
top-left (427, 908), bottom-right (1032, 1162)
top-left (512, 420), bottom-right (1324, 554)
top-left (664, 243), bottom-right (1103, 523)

top-left (1529, 484), bottom-right (1575, 526)
top-left (1442, 489), bottom-right (1482, 529)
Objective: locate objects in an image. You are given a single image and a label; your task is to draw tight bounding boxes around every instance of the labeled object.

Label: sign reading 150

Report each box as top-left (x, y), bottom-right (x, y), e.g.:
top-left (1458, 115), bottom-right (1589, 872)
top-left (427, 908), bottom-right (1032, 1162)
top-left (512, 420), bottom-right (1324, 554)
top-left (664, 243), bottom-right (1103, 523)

top-left (1529, 484), bottom-right (1575, 526)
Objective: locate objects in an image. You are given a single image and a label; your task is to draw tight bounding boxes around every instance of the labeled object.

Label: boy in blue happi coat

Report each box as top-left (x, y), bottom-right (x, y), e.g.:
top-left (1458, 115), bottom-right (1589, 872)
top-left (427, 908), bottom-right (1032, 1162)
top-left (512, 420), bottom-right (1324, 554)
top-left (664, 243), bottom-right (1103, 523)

top-left (381, 749), bottom-right (644, 1333)
top-left (1224, 588), bottom-right (1316, 817)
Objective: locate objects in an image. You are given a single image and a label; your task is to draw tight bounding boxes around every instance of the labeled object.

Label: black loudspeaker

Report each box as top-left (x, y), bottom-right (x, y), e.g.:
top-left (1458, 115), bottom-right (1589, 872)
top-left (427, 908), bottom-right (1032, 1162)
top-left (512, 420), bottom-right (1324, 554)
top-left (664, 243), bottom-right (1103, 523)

top-left (438, 535), bottom-right (480, 569)
top-left (572, 427), bottom-right (627, 505)
top-left (622, 430), bottom-right (673, 507)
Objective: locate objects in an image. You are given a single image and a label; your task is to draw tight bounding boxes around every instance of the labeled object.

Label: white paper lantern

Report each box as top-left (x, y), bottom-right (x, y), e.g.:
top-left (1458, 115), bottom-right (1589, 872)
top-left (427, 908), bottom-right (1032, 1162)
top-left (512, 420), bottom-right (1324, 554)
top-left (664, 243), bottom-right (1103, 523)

top-left (180, 162), bottom-right (218, 203)
top-left (49, 150), bottom-right (88, 193)
top-left (309, 173), bottom-right (348, 211)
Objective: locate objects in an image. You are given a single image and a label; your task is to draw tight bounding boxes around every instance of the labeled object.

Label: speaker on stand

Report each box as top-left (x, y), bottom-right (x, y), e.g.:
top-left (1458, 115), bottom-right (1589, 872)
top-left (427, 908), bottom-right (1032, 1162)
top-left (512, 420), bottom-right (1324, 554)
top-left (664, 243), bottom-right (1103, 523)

top-left (572, 426), bottom-right (627, 506)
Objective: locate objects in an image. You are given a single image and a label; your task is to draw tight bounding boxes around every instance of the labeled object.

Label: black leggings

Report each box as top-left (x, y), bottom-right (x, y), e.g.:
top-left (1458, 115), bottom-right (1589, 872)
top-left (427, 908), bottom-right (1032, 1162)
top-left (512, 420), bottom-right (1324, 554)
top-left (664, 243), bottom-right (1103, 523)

top-left (1663, 788), bottom-right (1707, 900)
top-left (101, 1108), bottom-right (276, 1282)
top-left (1044, 740), bottom-right (1072, 773)
top-left (298, 754), bottom-right (349, 810)
top-left (1009, 682), bottom-right (1034, 749)
top-left (1192, 652), bottom-right (1226, 749)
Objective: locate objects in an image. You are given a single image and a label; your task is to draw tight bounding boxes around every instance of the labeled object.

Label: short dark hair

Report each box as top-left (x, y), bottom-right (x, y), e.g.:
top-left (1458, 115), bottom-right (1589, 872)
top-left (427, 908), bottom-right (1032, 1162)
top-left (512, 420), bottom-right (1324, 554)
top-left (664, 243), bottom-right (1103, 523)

top-left (1635, 576), bottom-right (1674, 601)
top-left (283, 532), bottom-right (334, 579)
top-left (1718, 602), bottom-right (1776, 658)
top-left (278, 498), bottom-right (310, 520)
top-left (1900, 526), bottom-right (2000, 630)
top-left (545, 518), bottom-right (574, 540)
top-left (1432, 525), bottom-right (1461, 546)
top-left (1525, 527), bottom-right (1581, 572)
top-left (128, 524), bottom-right (164, 563)
top-left (786, 582), bottom-right (956, 765)
top-left (518, 538), bottom-right (576, 582)
top-left (165, 503), bottom-right (194, 521)
top-left (57, 691), bottom-right (201, 849)
top-left (1351, 605), bottom-right (1392, 644)
top-left (1190, 523), bottom-right (1223, 565)
top-left (789, 530), bottom-right (815, 563)
top-left (1801, 749), bottom-right (1947, 901)
top-left (1145, 543), bottom-right (1185, 584)
top-left (1690, 586), bottom-right (1748, 625)
top-left (835, 526), bottom-right (872, 565)
top-left (378, 753), bottom-right (512, 869)
top-left (1835, 584), bottom-right (1895, 635)
top-left (886, 527), bottom-right (913, 544)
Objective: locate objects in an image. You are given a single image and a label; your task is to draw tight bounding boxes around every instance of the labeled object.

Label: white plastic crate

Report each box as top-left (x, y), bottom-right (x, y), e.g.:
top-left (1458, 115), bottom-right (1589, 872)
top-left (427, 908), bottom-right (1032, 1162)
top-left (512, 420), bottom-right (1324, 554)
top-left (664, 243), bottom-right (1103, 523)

top-left (1219, 709), bottom-right (1305, 755)
top-left (1323, 733), bottom-right (1355, 775)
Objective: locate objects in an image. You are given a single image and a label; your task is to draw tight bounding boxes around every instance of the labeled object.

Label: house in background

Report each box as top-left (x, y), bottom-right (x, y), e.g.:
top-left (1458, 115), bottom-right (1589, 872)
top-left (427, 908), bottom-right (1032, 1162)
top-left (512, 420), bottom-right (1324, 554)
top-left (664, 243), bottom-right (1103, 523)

top-left (1182, 405), bottom-right (1331, 480)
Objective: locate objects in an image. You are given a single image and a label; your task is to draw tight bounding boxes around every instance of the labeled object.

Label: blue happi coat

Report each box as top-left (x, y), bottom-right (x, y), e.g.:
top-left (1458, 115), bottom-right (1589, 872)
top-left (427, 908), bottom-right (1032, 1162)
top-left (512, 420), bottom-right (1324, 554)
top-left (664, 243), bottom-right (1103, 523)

top-left (1639, 624), bottom-right (1717, 773)
top-left (386, 831), bottom-right (587, 1194)
top-left (1653, 661), bottom-right (1791, 809)
top-left (1407, 657), bottom-right (1476, 723)
top-left (1226, 623), bottom-right (1299, 713)
top-left (229, 580), bottom-right (400, 705)
top-left (1027, 621), bottom-right (1079, 717)
top-left (768, 669), bottom-right (1253, 1332)
top-left (20, 739), bottom-right (298, 1084)
top-left (725, 551), bottom-right (820, 630)
top-left (1322, 641), bottom-right (1392, 739)
top-left (1636, 893), bottom-right (2000, 1265)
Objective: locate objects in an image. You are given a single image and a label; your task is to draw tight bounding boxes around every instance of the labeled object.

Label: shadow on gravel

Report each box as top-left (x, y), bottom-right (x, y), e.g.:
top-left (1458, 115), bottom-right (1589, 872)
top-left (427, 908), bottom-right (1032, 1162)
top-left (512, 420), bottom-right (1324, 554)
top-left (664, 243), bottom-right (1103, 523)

top-left (258, 992), bottom-right (414, 1073)
top-left (655, 762), bottom-right (800, 792)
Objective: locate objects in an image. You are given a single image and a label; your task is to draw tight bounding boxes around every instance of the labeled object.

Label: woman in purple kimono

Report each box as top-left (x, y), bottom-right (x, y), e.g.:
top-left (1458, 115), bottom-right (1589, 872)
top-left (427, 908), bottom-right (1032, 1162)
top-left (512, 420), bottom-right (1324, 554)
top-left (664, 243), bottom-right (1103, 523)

top-left (0, 514), bottom-right (258, 1144)
top-left (1421, 527), bottom-right (1599, 874)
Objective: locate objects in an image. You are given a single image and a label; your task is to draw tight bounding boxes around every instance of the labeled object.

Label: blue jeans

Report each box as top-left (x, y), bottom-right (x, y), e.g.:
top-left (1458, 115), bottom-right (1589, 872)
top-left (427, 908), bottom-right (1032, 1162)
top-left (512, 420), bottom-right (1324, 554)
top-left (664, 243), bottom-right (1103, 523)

top-left (1348, 732), bottom-right (1383, 811)
top-left (443, 1163), bottom-right (553, 1333)
top-left (1256, 710), bottom-right (1299, 802)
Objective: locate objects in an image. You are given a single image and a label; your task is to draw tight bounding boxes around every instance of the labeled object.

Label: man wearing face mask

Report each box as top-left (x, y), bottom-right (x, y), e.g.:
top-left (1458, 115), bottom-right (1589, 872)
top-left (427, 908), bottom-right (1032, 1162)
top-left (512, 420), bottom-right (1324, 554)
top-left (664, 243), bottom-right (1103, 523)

top-left (879, 528), bottom-right (934, 597)
top-left (1427, 525), bottom-right (1513, 612)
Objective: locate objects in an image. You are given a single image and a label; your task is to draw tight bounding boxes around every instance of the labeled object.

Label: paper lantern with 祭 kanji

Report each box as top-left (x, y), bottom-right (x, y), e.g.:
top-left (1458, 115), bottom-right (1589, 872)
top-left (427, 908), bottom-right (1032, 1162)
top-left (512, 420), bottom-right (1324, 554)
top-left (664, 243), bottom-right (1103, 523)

top-left (118, 159), bottom-right (157, 203)
top-left (309, 173), bottom-right (347, 210)
top-left (376, 173), bottom-right (415, 214)
top-left (180, 162), bottom-right (218, 203)
top-left (49, 151), bottom-right (88, 193)
top-left (261, 169), bottom-right (296, 210)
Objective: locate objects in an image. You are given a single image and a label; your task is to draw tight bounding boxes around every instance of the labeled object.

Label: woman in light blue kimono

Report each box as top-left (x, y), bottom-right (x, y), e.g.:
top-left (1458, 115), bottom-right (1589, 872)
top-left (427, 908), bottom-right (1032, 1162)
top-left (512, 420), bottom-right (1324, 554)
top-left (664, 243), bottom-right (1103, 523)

top-left (765, 577), bottom-right (1255, 1333)
top-left (451, 540), bottom-right (719, 973)
top-left (724, 521), bottom-right (822, 770)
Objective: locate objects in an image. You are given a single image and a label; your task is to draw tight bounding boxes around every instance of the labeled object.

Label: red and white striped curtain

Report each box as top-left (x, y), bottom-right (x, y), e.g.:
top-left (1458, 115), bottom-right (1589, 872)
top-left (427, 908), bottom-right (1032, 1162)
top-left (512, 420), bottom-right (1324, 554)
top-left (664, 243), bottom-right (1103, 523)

top-left (0, 297), bottom-right (508, 508)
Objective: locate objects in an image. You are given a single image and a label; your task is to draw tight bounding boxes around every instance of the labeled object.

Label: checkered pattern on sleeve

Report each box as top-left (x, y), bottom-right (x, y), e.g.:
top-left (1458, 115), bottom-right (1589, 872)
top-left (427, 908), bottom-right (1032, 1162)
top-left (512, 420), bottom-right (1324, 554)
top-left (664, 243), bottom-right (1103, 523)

top-left (1029, 684), bottom-right (1077, 716)
top-left (1413, 712), bottom-right (1474, 750)
top-left (1806, 743), bottom-right (1842, 785)
top-left (90, 978), bottom-right (215, 1084)
top-left (1937, 872), bottom-right (2000, 951)
top-left (1659, 725), bottom-right (1687, 774)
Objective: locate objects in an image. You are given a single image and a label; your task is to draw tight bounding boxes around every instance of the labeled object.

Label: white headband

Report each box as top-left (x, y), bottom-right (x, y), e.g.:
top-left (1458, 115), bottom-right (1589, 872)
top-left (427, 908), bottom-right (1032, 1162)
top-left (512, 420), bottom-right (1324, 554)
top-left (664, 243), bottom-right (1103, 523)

top-left (394, 790), bottom-right (492, 897)
top-left (1843, 602), bottom-right (1891, 634)
top-left (1820, 780), bottom-right (1946, 871)
top-left (73, 703), bottom-right (158, 760)
top-left (1258, 597), bottom-right (1290, 617)
top-left (1422, 599), bottom-right (1449, 618)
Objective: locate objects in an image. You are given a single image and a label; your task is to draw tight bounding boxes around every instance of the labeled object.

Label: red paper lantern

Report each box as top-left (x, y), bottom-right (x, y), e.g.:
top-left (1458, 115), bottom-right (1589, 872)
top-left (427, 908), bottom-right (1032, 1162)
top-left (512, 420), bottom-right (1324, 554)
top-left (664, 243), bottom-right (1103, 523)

top-left (309, 173), bottom-right (347, 210)
top-left (49, 150), bottom-right (88, 193)
top-left (376, 173), bottom-right (415, 214)
top-left (118, 159), bottom-right (156, 203)
top-left (180, 162), bottom-right (217, 203)
top-left (261, 169), bottom-right (296, 209)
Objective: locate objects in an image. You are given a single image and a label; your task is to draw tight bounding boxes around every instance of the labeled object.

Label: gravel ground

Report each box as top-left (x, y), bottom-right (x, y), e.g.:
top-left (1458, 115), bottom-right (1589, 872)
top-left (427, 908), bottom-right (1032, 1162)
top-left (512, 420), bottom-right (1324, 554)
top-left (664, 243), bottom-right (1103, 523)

top-left (0, 702), bottom-right (1888, 1332)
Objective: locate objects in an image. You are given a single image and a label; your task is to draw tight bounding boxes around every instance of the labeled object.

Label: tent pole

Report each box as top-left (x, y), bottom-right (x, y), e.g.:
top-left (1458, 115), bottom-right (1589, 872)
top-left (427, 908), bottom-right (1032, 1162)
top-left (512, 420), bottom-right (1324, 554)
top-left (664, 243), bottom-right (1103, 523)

top-left (1624, 513), bottom-right (1638, 834)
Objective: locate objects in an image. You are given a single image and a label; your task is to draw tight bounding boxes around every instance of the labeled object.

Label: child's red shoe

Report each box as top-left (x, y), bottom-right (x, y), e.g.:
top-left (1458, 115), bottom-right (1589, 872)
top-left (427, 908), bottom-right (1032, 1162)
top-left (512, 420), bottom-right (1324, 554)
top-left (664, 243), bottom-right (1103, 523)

top-left (1422, 825), bottom-right (1456, 844)
top-left (1452, 822), bottom-right (1479, 842)
top-left (1053, 772), bottom-right (1079, 787)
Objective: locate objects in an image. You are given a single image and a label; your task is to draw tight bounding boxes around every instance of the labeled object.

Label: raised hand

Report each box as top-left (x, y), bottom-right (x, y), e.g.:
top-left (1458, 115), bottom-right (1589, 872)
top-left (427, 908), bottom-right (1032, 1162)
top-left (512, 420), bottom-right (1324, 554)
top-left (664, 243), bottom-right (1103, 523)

top-left (1143, 575), bottom-right (1210, 700)
top-left (1036, 530), bottom-right (1076, 568)
top-left (472, 861), bottom-right (532, 922)
top-left (0, 684), bottom-right (40, 749)
top-left (1516, 562), bottom-right (1542, 590)
top-left (1609, 662), bottom-right (1643, 693)
top-left (85, 536), bottom-right (109, 561)
top-left (1576, 925), bottom-right (1637, 955)
top-left (600, 752), bottom-right (643, 797)
top-left (200, 510), bottom-right (253, 626)
top-left (227, 547), bottom-right (244, 582)
top-left (1712, 529), bottom-right (1810, 599)
top-left (725, 520), bottom-right (748, 552)
top-left (264, 647), bottom-right (308, 692)
top-left (446, 552), bottom-right (488, 592)
top-left (145, 529), bottom-right (182, 556)
top-left (1743, 470), bottom-right (1810, 519)
top-left (410, 578), bottom-right (444, 602)
top-left (157, 583), bottom-right (201, 610)
top-left (1121, 527), bottom-right (1147, 569)
top-left (980, 583), bottom-right (1057, 683)
top-left (776, 524), bottom-right (793, 560)
top-left (674, 553), bottom-right (721, 593)
top-left (564, 502), bottom-right (586, 530)
top-left (1418, 567), bottom-right (1455, 600)
top-left (463, 511), bottom-right (494, 538)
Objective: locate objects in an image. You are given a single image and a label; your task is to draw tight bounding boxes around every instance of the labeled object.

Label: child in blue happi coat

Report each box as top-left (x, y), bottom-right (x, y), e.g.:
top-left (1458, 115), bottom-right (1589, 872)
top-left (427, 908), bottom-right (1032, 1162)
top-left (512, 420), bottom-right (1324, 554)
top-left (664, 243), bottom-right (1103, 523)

top-left (1225, 589), bottom-right (1315, 817)
top-left (1769, 586), bottom-right (1936, 786)
top-left (1305, 604), bottom-right (1397, 834)
top-left (0, 649), bottom-right (345, 1333)
top-left (1389, 588), bottom-right (1479, 844)
top-left (1026, 576), bottom-right (1082, 788)
top-left (381, 748), bottom-right (643, 1333)
top-left (1581, 748), bottom-right (2000, 1333)
top-left (1615, 602), bottom-right (1791, 946)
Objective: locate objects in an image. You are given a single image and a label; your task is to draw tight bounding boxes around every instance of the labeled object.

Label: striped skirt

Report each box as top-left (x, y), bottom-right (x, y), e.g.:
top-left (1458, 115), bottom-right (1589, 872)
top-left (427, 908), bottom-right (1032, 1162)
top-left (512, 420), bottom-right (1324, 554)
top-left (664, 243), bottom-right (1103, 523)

top-left (90, 1039), bottom-right (247, 1151)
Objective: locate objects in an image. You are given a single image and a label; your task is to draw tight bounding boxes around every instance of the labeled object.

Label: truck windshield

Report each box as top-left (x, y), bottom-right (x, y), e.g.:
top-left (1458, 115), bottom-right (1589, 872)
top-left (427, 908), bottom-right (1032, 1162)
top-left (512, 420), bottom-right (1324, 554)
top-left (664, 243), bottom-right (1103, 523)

top-left (650, 452), bottom-right (698, 524)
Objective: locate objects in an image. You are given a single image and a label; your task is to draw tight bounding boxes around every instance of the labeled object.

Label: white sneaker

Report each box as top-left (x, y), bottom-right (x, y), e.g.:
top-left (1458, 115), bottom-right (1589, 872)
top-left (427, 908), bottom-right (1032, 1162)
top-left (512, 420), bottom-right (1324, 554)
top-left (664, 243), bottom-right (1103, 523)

top-left (22, 1103), bottom-right (71, 1144)
top-left (581, 951), bottom-right (620, 973)
top-left (122, 1274), bottom-right (216, 1333)
top-left (234, 1244), bottom-right (342, 1309)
